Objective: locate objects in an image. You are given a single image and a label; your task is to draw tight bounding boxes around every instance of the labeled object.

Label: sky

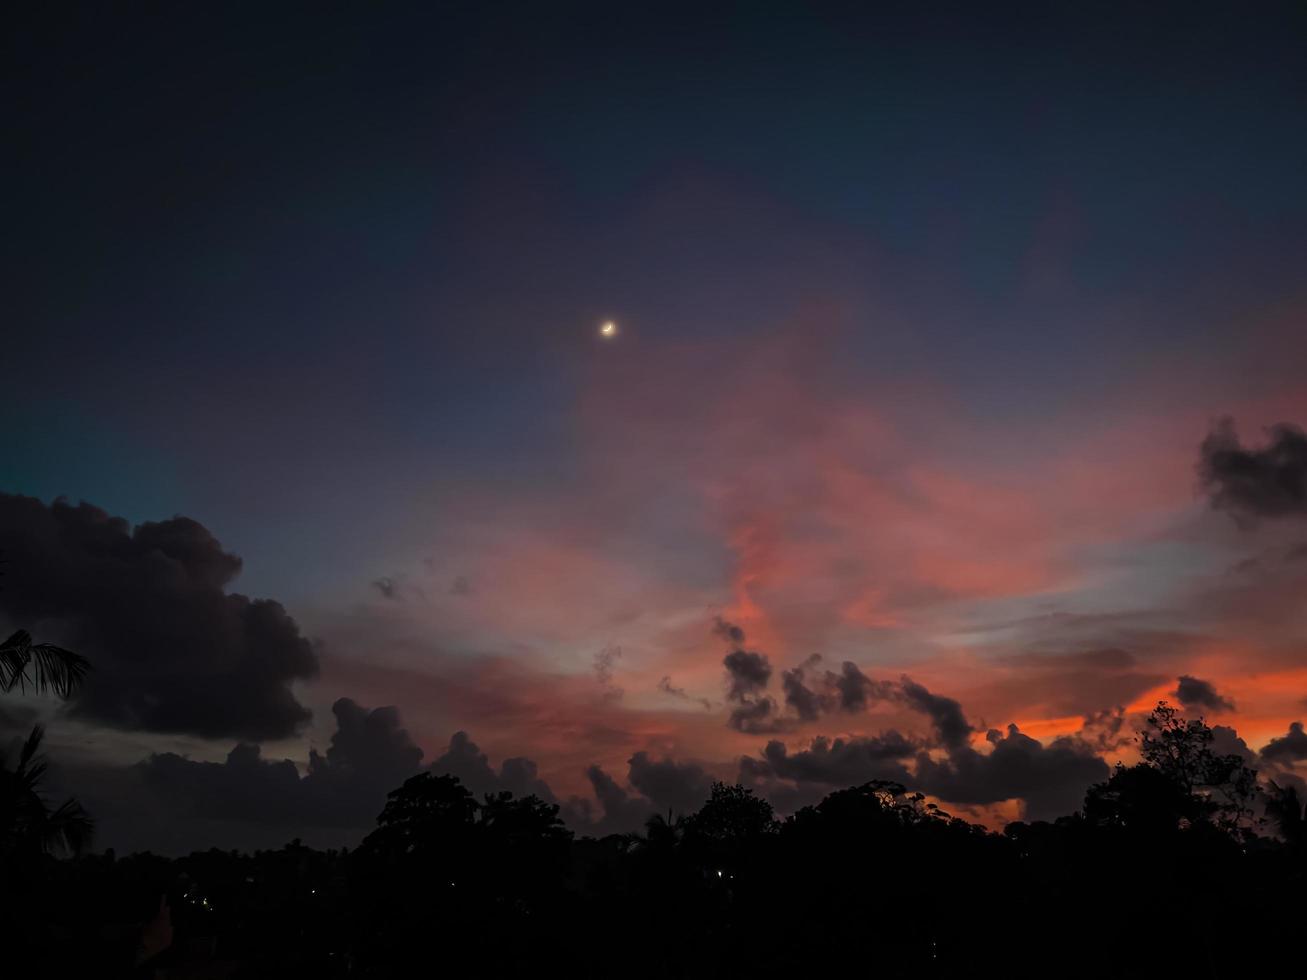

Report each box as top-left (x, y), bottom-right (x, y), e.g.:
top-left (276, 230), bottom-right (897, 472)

top-left (5, 1), bottom-right (1307, 852)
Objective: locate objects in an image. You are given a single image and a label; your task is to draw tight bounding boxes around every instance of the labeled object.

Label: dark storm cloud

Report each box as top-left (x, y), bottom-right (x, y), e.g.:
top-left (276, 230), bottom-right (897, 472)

top-left (0, 494), bottom-right (318, 740)
top-left (781, 655), bottom-right (827, 721)
top-left (889, 679), bottom-right (1109, 820)
top-left (628, 752), bottom-right (714, 816)
top-left (120, 698), bottom-right (425, 847)
top-left (1260, 721), bottom-right (1307, 764)
top-left (715, 619), bottom-right (788, 732)
top-left (1199, 418), bottom-right (1307, 521)
top-left (134, 744), bottom-right (307, 828)
top-left (1174, 675), bottom-right (1235, 713)
top-left (1079, 706), bottom-right (1132, 753)
top-left (829, 660), bottom-right (894, 712)
top-left (750, 734), bottom-right (917, 787)
top-left (312, 698), bottom-right (424, 796)
top-left (563, 765), bottom-right (653, 836)
top-left (723, 649), bottom-right (771, 699)
top-left (429, 731), bottom-right (557, 803)
top-left (1210, 725), bottom-right (1256, 765)
top-left (714, 619), bottom-right (976, 740)
top-left (728, 695), bottom-right (789, 734)
top-left (736, 755), bottom-right (830, 815)
top-left (80, 707), bottom-right (573, 853)
top-left (706, 619), bottom-right (1113, 821)
top-left (897, 677), bottom-right (973, 750)
top-left (915, 725), bottom-right (1110, 823)
top-left (738, 678), bottom-right (1115, 822)
top-left (562, 753), bottom-right (713, 835)
top-left (778, 657), bottom-right (898, 721)
top-left (715, 621), bottom-right (897, 733)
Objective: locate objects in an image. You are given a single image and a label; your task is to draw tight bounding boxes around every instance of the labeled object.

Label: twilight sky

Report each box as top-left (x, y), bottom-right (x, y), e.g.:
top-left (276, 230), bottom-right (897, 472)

top-left (5, 2), bottom-right (1307, 852)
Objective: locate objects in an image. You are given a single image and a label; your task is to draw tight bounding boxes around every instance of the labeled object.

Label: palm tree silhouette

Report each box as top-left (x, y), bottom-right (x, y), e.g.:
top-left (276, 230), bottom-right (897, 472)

top-left (0, 551), bottom-right (91, 697)
top-left (0, 724), bottom-right (92, 857)
top-left (643, 809), bottom-right (685, 850)
top-left (0, 629), bottom-right (90, 698)
top-left (0, 553), bottom-right (94, 856)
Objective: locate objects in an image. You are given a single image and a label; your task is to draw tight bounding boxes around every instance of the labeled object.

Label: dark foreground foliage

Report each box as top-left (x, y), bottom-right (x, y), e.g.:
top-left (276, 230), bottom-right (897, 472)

top-left (4, 704), bottom-right (1306, 979)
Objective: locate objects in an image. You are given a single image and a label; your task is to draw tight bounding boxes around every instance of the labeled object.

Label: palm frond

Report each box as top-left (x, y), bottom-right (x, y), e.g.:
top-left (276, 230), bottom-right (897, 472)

top-left (1, 724), bottom-right (95, 856)
top-left (17, 723), bottom-right (45, 772)
top-left (0, 630), bottom-right (90, 697)
top-left (44, 797), bottom-right (94, 856)
top-left (0, 629), bottom-right (32, 690)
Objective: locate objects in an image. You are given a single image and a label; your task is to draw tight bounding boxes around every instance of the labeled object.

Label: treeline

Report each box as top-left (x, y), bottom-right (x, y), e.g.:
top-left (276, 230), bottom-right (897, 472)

top-left (5, 703), bottom-right (1307, 978)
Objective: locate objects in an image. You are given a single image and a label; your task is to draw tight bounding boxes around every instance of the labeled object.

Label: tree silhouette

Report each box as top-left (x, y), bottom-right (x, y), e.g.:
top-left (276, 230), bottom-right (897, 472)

top-left (0, 725), bottom-right (92, 859)
top-left (0, 552), bottom-right (91, 698)
top-left (359, 772), bottom-right (477, 862)
top-left (0, 629), bottom-right (90, 699)
top-left (1138, 700), bottom-right (1259, 832)
top-left (642, 809), bottom-right (685, 851)
top-left (1265, 781), bottom-right (1306, 847)
top-left (684, 781), bottom-right (777, 843)
top-left (1084, 760), bottom-right (1194, 833)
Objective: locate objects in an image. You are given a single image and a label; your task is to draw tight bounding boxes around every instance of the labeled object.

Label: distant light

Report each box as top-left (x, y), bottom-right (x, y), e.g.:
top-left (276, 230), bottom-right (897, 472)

top-left (716, 870), bottom-right (723, 878)
top-left (600, 321), bottom-right (617, 339)
top-left (310, 889), bottom-right (316, 895)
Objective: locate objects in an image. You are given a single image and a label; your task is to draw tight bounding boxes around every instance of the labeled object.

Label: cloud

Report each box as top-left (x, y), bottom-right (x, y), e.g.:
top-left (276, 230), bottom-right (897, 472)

top-left (626, 751), bottom-right (713, 816)
top-left (309, 698), bottom-right (425, 802)
top-left (897, 676), bottom-right (973, 750)
top-left (990, 648), bottom-right (1171, 719)
top-left (657, 675), bottom-right (712, 710)
top-left (1210, 724), bottom-right (1256, 765)
top-left (371, 576), bottom-right (400, 600)
top-left (76, 708), bottom-right (576, 853)
top-left (712, 616), bottom-right (746, 645)
top-left (737, 678), bottom-right (1115, 822)
top-left (747, 733), bottom-right (916, 788)
top-left (780, 655), bottom-right (827, 721)
top-left (714, 618), bottom-right (903, 733)
top-left (914, 725), bottom-right (1110, 822)
top-left (0, 494), bottom-right (318, 740)
top-left (828, 660), bottom-right (894, 712)
top-left (714, 619), bottom-right (983, 742)
top-left (1079, 706), bottom-right (1132, 753)
top-left (429, 730), bottom-right (557, 803)
top-left (561, 752), bottom-right (713, 835)
top-left (563, 765), bottom-right (652, 836)
top-left (727, 694), bottom-right (787, 734)
top-left (723, 649), bottom-right (771, 699)
top-left (1260, 721), bottom-right (1307, 764)
top-left (78, 697), bottom-right (426, 853)
top-left (1174, 675), bottom-right (1235, 713)
top-left (716, 619), bottom-right (787, 732)
top-left (1199, 418), bottom-right (1307, 521)
top-left (593, 645), bottom-right (623, 701)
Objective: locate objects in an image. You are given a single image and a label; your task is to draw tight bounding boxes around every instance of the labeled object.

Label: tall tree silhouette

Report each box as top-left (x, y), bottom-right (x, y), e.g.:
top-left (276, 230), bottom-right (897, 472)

top-left (1265, 781), bottom-right (1306, 847)
top-left (0, 725), bottom-right (92, 859)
